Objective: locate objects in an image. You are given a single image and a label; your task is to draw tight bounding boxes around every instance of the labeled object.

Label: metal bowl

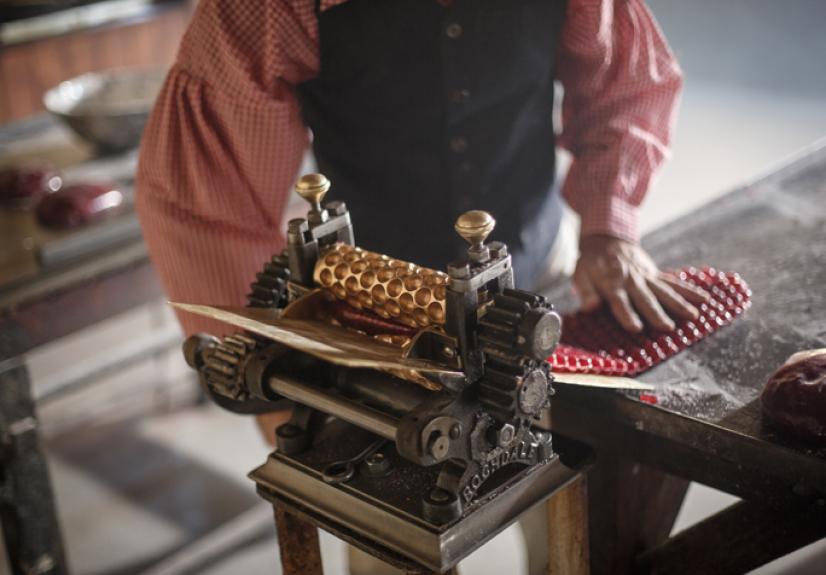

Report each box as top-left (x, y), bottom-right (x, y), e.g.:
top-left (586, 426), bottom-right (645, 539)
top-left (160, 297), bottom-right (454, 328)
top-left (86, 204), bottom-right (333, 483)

top-left (43, 68), bottom-right (167, 154)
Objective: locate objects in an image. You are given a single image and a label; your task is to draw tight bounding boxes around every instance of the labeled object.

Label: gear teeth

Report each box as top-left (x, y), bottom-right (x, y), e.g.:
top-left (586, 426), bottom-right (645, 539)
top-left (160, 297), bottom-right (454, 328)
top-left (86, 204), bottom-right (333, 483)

top-left (216, 250), bottom-right (289, 397)
top-left (203, 334), bottom-right (258, 400)
top-left (223, 333), bottom-right (256, 351)
top-left (483, 305), bottom-right (523, 326)
top-left (484, 363), bottom-right (523, 385)
top-left (477, 288), bottom-right (555, 422)
top-left (478, 289), bottom-right (552, 356)
top-left (246, 250), bottom-right (291, 309)
top-left (479, 355), bottom-right (529, 420)
top-left (500, 289), bottom-right (543, 304)
top-left (482, 348), bottom-right (531, 370)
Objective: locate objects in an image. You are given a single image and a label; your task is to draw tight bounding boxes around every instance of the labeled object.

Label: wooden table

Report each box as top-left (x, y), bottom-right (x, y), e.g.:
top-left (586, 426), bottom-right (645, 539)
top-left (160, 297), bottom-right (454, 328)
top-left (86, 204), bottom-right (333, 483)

top-left (551, 143), bottom-right (826, 574)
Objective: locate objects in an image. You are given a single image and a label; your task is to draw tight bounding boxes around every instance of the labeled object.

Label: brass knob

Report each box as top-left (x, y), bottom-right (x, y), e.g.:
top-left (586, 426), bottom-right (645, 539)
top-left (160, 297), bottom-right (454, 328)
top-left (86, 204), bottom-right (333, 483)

top-left (455, 210), bottom-right (495, 249)
top-left (295, 173), bottom-right (331, 212)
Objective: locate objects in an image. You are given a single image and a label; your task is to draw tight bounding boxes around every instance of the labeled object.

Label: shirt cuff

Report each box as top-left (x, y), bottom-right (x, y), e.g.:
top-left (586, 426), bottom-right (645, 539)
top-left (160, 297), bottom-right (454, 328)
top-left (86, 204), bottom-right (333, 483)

top-left (575, 194), bottom-right (641, 243)
top-left (562, 162), bottom-right (642, 243)
top-left (562, 152), bottom-right (647, 244)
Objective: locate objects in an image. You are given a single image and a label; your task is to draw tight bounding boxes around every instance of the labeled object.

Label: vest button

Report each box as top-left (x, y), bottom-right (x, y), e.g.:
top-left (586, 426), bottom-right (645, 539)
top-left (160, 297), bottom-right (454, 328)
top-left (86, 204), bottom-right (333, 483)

top-left (450, 136), bottom-right (468, 154)
top-left (445, 22), bottom-right (463, 39)
top-left (450, 89), bottom-right (470, 104)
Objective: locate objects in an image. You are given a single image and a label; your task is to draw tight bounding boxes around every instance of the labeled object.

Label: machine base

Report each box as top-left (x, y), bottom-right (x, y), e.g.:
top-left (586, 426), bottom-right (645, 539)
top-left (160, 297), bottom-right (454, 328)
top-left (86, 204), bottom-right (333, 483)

top-left (250, 424), bottom-right (589, 572)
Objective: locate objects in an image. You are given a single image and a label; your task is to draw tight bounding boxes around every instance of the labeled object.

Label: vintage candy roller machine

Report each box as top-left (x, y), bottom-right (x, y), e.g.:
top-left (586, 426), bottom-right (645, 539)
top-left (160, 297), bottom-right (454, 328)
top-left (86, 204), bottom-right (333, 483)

top-left (178, 174), bottom-right (594, 572)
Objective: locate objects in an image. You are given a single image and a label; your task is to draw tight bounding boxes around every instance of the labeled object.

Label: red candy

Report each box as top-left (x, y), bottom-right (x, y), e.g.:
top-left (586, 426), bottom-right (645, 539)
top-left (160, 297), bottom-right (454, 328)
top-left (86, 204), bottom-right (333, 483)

top-left (549, 267), bottom-right (751, 376)
top-left (35, 182), bottom-right (123, 229)
top-left (0, 163), bottom-right (62, 205)
top-left (639, 393), bottom-right (659, 405)
top-left (329, 301), bottom-right (419, 337)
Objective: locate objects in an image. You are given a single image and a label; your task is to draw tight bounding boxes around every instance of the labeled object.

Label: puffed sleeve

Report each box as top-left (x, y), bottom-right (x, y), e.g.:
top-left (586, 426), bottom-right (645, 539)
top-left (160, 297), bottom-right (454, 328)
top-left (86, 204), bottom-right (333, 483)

top-left (135, 0), bottom-right (320, 335)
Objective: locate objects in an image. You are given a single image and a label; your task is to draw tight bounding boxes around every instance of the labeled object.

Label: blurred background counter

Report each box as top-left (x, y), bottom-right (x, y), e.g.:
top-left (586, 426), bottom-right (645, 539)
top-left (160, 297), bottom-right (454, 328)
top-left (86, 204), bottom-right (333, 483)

top-left (0, 0), bottom-right (187, 123)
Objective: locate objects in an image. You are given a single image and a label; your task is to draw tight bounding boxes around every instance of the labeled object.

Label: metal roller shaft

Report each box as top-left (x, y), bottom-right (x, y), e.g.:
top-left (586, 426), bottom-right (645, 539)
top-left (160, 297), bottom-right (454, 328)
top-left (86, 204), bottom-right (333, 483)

top-left (268, 374), bottom-right (400, 440)
top-left (335, 368), bottom-right (432, 417)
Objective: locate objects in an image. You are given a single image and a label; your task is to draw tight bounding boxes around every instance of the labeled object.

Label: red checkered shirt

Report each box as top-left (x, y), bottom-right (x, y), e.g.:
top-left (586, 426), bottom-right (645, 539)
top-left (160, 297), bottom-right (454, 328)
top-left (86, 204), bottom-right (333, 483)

top-left (136, 0), bottom-right (683, 335)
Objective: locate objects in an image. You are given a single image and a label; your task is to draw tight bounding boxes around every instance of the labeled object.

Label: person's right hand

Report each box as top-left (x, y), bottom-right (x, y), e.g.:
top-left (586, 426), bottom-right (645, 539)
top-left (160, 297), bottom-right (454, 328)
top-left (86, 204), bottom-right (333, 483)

top-left (573, 235), bottom-right (710, 333)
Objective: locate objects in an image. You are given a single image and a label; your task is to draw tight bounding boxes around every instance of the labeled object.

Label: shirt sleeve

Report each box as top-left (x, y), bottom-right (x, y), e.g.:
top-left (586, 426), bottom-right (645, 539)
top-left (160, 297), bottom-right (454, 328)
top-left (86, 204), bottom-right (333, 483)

top-left (135, 0), bottom-right (319, 335)
top-left (557, 0), bottom-right (683, 242)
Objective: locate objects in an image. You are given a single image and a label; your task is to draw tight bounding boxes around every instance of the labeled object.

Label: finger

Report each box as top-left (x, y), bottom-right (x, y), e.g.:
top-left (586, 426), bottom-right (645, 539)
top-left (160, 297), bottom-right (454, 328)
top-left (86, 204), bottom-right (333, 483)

top-left (627, 276), bottom-right (675, 332)
top-left (648, 278), bottom-right (699, 320)
top-left (604, 288), bottom-right (643, 333)
top-left (660, 273), bottom-right (710, 304)
top-left (573, 266), bottom-right (601, 311)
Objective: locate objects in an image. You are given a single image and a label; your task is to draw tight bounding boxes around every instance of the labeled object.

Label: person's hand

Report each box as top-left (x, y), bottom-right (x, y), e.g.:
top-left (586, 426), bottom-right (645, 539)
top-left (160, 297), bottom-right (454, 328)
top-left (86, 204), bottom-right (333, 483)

top-left (573, 235), bottom-right (709, 333)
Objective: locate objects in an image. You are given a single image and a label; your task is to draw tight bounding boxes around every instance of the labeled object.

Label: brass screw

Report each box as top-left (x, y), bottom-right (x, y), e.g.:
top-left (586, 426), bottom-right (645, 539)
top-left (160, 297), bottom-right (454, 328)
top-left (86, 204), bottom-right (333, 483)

top-left (455, 210), bottom-right (495, 250)
top-left (295, 173), bottom-right (331, 212)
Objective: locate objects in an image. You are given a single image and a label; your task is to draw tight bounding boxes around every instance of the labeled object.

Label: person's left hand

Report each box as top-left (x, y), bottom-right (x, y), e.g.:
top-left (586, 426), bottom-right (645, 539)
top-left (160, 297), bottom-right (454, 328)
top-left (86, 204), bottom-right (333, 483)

top-left (573, 235), bottom-right (709, 333)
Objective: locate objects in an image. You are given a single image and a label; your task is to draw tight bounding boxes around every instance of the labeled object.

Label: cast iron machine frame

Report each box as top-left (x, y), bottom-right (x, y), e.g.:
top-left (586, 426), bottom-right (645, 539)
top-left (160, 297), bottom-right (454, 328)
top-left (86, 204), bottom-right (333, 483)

top-left (182, 173), bottom-right (589, 573)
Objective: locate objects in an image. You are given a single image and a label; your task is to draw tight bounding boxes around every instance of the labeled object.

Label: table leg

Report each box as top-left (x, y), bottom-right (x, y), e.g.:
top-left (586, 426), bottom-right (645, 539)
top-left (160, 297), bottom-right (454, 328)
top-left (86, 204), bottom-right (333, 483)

top-left (545, 474), bottom-right (589, 575)
top-left (0, 356), bottom-right (67, 575)
top-left (587, 454), bottom-right (689, 575)
top-left (274, 504), bottom-right (323, 575)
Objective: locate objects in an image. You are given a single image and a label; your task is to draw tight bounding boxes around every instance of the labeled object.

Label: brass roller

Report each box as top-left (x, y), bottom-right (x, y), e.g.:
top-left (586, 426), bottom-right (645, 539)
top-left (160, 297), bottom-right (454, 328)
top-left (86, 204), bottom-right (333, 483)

top-left (314, 243), bottom-right (448, 329)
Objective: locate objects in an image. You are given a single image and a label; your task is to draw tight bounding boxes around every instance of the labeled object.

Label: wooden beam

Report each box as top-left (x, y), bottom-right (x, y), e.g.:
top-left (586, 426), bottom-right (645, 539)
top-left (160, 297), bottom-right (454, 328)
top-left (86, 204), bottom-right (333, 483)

top-left (637, 500), bottom-right (826, 575)
top-left (546, 474), bottom-right (590, 575)
top-left (586, 454), bottom-right (689, 575)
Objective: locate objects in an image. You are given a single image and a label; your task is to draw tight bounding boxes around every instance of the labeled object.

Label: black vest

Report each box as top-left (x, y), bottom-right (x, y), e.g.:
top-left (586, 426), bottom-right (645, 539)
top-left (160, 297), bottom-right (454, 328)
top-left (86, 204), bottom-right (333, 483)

top-left (298, 0), bottom-right (567, 288)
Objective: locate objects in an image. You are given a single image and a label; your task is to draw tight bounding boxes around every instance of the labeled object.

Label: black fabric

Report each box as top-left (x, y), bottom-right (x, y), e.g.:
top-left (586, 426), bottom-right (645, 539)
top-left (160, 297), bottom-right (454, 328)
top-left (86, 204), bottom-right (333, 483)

top-left (298, 0), bottom-right (567, 287)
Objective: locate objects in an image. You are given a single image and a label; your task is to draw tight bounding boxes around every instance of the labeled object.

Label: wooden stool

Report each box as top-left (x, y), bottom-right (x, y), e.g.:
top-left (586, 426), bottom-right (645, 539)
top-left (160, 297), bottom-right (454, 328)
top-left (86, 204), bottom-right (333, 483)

top-left (269, 473), bottom-right (589, 575)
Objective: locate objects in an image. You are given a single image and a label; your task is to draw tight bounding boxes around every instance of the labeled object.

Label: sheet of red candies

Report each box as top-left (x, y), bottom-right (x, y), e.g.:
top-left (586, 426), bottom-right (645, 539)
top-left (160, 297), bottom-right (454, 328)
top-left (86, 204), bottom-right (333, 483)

top-left (548, 267), bottom-right (752, 377)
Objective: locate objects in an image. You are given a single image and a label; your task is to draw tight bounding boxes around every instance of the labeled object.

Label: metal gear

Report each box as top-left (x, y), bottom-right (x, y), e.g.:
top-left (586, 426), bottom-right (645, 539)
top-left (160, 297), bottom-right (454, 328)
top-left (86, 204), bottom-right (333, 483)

top-left (202, 251), bottom-right (290, 401)
top-left (247, 250), bottom-right (291, 309)
top-left (202, 333), bottom-right (258, 401)
top-left (477, 289), bottom-right (560, 422)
